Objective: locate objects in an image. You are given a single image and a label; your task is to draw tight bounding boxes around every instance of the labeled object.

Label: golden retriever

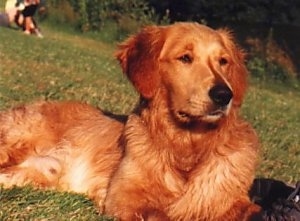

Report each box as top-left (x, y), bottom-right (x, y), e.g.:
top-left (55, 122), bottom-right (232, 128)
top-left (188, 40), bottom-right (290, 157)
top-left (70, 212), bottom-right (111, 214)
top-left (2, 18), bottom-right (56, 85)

top-left (0, 23), bottom-right (263, 220)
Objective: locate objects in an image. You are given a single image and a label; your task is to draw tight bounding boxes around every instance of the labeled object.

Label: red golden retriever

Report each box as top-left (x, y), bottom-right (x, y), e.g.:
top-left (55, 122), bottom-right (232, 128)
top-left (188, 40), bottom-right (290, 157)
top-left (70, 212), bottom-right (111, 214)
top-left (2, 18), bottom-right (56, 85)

top-left (0, 23), bottom-right (263, 220)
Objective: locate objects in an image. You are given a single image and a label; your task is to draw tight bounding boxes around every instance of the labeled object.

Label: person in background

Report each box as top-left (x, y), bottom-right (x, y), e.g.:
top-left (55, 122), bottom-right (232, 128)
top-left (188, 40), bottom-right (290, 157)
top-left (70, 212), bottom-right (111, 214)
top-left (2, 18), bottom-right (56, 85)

top-left (15, 0), bottom-right (43, 37)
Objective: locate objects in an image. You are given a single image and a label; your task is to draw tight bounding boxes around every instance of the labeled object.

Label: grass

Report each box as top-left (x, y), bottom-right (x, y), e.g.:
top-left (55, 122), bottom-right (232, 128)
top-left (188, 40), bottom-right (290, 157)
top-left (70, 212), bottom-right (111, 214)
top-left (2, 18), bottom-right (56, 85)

top-left (0, 22), bottom-right (299, 219)
top-left (243, 81), bottom-right (300, 182)
top-left (0, 186), bottom-right (114, 220)
top-left (0, 24), bottom-right (137, 113)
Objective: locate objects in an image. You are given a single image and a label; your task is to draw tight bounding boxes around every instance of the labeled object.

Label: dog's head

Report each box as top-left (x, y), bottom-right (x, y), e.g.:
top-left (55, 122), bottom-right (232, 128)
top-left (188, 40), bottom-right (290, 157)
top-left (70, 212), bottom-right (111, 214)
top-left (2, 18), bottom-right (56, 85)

top-left (116, 23), bottom-right (248, 124)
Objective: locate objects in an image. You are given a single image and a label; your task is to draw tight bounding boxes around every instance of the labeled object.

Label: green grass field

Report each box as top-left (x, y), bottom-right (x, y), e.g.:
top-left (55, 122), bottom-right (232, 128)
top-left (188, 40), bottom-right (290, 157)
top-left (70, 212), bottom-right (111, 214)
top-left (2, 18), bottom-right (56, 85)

top-left (0, 23), bottom-right (299, 220)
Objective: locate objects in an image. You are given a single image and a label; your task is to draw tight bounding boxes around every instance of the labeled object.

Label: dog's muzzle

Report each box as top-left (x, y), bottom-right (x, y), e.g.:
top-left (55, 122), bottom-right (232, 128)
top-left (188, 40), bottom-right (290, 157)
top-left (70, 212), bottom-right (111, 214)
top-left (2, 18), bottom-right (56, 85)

top-left (175, 84), bottom-right (233, 124)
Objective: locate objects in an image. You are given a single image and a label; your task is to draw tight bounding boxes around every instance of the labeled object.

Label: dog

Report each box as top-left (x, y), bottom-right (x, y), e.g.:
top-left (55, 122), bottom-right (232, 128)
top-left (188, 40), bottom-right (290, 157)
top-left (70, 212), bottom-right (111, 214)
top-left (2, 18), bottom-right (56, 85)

top-left (0, 23), bottom-right (263, 220)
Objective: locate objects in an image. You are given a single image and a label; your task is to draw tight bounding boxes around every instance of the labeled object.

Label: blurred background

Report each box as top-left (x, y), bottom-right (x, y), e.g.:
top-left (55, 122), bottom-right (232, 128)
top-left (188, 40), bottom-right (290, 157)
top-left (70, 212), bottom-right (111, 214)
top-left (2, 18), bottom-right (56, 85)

top-left (39, 0), bottom-right (300, 82)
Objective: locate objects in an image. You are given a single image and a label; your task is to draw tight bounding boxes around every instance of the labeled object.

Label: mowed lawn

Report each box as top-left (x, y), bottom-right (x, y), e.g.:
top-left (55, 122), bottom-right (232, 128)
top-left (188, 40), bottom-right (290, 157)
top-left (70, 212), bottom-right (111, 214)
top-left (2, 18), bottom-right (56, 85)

top-left (0, 24), bottom-right (299, 220)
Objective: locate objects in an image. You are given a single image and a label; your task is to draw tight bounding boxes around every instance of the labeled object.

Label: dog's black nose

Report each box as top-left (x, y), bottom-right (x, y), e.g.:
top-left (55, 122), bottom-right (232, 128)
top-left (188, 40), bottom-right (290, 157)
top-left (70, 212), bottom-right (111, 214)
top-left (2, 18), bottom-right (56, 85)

top-left (209, 85), bottom-right (233, 106)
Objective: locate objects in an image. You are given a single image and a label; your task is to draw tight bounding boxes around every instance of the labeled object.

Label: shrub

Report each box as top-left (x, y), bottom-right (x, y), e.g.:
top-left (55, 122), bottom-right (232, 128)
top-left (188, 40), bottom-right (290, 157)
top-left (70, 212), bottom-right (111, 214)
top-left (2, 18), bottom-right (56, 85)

top-left (245, 34), bottom-right (298, 82)
top-left (247, 57), bottom-right (291, 82)
top-left (43, 0), bottom-right (168, 40)
top-left (44, 0), bottom-right (79, 26)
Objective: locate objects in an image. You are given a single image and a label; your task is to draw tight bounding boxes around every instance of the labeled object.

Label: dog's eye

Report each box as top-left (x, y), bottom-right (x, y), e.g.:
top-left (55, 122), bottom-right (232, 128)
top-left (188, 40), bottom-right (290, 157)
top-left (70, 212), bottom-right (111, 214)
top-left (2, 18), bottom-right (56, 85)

top-left (219, 57), bottom-right (228, 66)
top-left (178, 54), bottom-right (193, 64)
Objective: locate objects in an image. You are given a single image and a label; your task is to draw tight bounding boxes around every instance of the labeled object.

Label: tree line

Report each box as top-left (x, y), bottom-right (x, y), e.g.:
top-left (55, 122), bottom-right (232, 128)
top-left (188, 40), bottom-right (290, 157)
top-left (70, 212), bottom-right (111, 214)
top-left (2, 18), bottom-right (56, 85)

top-left (46, 0), bottom-right (300, 32)
top-left (44, 0), bottom-right (300, 79)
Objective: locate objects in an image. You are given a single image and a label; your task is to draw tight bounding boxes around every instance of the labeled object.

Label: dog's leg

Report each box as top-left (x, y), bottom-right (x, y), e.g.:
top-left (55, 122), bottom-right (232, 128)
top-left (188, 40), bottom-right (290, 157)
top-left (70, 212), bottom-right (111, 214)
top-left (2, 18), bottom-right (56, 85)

top-left (105, 175), bottom-right (170, 221)
top-left (104, 202), bottom-right (170, 221)
top-left (0, 103), bottom-right (58, 167)
top-left (0, 155), bottom-right (62, 188)
top-left (104, 173), bottom-right (171, 220)
top-left (215, 200), bottom-right (263, 221)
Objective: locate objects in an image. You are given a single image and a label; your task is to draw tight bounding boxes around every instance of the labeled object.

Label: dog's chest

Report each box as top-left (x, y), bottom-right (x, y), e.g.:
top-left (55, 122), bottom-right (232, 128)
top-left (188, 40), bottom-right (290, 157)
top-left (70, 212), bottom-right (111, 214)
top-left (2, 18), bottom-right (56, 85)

top-left (166, 157), bottom-right (234, 220)
top-left (168, 140), bottom-right (210, 179)
top-left (167, 147), bottom-right (256, 220)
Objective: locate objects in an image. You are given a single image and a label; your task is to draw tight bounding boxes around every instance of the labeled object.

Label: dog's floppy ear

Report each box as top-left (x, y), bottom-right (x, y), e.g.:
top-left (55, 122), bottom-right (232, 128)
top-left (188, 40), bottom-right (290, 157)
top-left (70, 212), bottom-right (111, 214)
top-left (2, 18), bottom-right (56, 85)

top-left (115, 26), bottom-right (164, 99)
top-left (217, 29), bottom-right (248, 107)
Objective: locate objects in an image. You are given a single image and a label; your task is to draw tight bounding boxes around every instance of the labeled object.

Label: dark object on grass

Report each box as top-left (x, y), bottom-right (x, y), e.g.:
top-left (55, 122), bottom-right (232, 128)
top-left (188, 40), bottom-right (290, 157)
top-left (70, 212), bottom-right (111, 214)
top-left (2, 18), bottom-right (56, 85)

top-left (250, 178), bottom-right (300, 221)
top-left (0, 13), bottom-right (10, 27)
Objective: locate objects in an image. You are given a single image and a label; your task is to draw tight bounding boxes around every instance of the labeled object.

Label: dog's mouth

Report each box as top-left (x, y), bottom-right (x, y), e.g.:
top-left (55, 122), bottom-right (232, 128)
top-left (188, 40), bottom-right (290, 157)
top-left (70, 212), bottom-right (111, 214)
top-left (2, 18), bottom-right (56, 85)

top-left (175, 106), bottom-right (229, 124)
top-left (201, 109), bottom-right (227, 123)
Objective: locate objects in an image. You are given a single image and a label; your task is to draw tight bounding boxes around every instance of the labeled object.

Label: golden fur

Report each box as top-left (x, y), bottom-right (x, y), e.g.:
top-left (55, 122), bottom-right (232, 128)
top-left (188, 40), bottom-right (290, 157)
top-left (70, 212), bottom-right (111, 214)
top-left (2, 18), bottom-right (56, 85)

top-left (0, 23), bottom-right (263, 220)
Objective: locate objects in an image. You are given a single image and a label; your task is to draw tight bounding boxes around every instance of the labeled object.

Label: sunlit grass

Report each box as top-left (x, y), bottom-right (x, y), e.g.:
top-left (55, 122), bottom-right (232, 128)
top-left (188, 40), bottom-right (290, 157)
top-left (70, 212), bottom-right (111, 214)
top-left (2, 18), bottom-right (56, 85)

top-left (0, 186), bottom-right (114, 220)
top-left (242, 82), bottom-right (300, 183)
top-left (0, 26), bottom-right (137, 113)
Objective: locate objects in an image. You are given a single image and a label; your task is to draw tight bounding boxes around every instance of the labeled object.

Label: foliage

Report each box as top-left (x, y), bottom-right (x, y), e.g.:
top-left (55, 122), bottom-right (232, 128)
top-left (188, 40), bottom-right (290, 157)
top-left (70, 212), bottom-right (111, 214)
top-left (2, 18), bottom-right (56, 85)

top-left (46, 0), bottom-right (160, 36)
top-left (44, 0), bottom-right (79, 27)
top-left (148, 0), bottom-right (300, 25)
top-left (40, 0), bottom-right (299, 77)
top-left (246, 31), bottom-right (298, 83)
top-left (43, 0), bottom-right (300, 26)
top-left (247, 57), bottom-right (297, 84)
